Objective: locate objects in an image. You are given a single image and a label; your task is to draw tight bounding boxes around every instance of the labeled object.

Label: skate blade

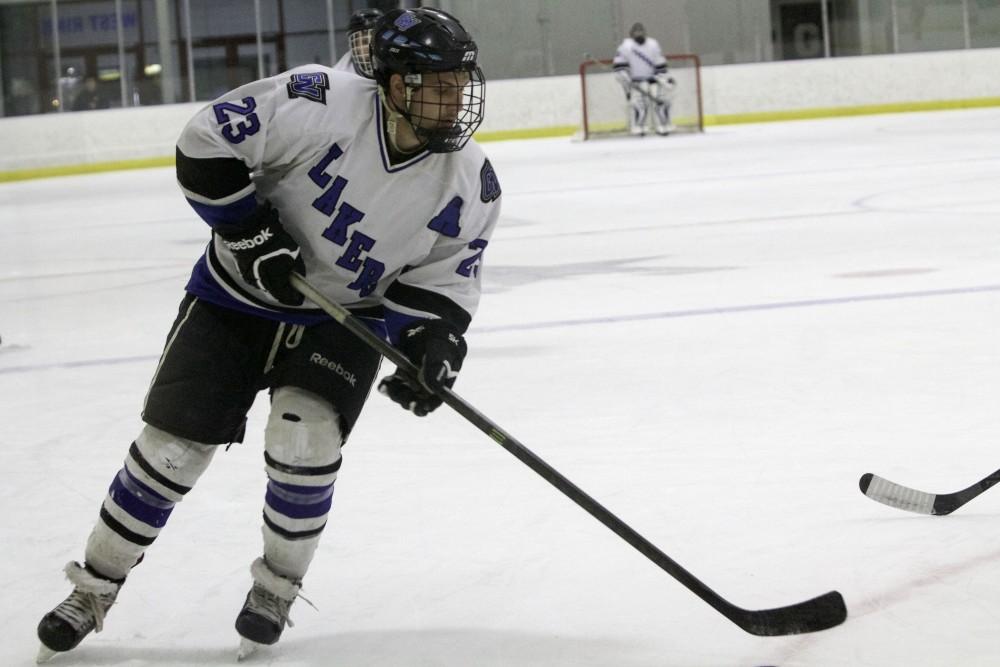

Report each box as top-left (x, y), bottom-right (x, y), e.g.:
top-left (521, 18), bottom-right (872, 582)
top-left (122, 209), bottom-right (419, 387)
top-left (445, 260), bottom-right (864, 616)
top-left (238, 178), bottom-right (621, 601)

top-left (36, 645), bottom-right (58, 664)
top-left (237, 638), bottom-right (262, 661)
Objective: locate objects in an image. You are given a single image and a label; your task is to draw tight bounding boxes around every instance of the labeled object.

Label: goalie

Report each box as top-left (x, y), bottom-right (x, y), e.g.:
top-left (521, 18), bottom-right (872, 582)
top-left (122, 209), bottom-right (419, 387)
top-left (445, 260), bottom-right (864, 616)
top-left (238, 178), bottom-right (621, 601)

top-left (613, 22), bottom-right (676, 136)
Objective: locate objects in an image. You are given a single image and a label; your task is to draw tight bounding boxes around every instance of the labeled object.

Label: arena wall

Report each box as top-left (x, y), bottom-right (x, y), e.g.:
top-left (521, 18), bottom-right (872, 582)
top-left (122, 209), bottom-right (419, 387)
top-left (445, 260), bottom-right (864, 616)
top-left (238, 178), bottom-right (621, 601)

top-left (2, 47), bottom-right (999, 180)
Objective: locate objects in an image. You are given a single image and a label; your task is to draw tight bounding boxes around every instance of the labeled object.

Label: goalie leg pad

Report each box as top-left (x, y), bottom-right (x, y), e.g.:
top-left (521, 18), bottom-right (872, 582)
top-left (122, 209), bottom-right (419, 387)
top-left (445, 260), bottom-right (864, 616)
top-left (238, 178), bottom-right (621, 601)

top-left (86, 425), bottom-right (218, 579)
top-left (654, 102), bottom-right (673, 133)
top-left (650, 81), bottom-right (675, 134)
top-left (629, 89), bottom-right (648, 135)
top-left (261, 385), bottom-right (344, 579)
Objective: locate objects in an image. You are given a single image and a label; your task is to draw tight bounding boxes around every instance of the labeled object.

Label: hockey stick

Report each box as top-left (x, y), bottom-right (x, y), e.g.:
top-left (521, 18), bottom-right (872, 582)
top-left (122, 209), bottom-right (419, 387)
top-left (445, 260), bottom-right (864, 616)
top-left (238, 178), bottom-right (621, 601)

top-left (859, 469), bottom-right (1000, 515)
top-left (290, 273), bottom-right (846, 636)
top-left (582, 53), bottom-right (673, 105)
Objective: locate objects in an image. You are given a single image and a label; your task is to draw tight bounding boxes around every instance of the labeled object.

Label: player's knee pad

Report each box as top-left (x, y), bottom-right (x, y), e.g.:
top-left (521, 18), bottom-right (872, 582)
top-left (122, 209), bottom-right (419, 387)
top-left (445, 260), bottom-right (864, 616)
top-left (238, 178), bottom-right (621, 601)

top-left (131, 424), bottom-right (218, 501)
top-left (264, 386), bottom-right (344, 487)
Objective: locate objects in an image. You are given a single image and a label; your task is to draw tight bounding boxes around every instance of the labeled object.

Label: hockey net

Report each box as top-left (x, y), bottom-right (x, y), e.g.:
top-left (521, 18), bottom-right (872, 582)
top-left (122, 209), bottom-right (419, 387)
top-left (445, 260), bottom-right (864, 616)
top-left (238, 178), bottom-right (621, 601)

top-left (578, 55), bottom-right (704, 140)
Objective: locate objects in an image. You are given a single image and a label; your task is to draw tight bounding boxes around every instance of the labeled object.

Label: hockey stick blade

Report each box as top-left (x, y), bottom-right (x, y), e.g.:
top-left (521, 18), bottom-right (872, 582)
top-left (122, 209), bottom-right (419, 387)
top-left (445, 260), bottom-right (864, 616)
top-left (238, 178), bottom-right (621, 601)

top-left (728, 590), bottom-right (846, 636)
top-left (290, 274), bottom-right (847, 636)
top-left (860, 469), bottom-right (1000, 515)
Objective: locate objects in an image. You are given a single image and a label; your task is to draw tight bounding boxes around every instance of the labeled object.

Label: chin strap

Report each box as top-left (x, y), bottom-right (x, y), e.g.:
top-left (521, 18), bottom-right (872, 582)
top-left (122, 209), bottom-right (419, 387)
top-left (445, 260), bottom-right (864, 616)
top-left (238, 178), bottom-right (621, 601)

top-left (378, 87), bottom-right (424, 155)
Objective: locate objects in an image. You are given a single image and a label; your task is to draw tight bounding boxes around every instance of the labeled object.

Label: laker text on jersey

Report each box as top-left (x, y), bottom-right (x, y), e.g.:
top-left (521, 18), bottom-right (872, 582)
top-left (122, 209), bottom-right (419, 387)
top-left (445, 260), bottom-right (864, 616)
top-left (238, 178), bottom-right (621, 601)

top-left (306, 141), bottom-right (485, 297)
top-left (308, 142), bottom-right (385, 298)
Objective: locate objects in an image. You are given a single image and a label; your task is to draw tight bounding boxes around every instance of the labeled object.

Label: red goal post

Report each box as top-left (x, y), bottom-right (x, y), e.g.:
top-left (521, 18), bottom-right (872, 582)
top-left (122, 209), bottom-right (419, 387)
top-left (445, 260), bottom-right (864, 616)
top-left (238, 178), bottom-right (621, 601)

top-left (579, 54), bottom-right (704, 140)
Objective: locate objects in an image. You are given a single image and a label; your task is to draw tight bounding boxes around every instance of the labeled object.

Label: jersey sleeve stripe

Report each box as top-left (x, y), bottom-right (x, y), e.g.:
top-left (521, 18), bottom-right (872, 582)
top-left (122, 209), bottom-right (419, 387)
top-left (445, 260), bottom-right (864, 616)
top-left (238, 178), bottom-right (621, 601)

top-left (383, 282), bottom-right (472, 333)
top-left (175, 147), bottom-right (252, 200)
top-left (179, 182), bottom-right (256, 208)
top-left (185, 192), bottom-right (259, 228)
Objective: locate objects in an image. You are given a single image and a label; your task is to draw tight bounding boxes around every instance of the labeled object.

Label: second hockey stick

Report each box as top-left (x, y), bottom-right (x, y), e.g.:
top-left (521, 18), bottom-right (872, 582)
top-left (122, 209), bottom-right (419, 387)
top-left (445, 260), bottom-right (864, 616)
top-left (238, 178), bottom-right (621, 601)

top-left (583, 54), bottom-right (669, 105)
top-left (859, 468), bottom-right (1000, 515)
top-left (291, 273), bottom-right (847, 636)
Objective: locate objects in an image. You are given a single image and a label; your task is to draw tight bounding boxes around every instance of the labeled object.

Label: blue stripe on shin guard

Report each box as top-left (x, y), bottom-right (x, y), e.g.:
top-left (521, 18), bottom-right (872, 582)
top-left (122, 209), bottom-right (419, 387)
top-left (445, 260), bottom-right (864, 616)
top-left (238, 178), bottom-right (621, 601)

top-left (108, 467), bottom-right (177, 529)
top-left (265, 478), bottom-right (335, 520)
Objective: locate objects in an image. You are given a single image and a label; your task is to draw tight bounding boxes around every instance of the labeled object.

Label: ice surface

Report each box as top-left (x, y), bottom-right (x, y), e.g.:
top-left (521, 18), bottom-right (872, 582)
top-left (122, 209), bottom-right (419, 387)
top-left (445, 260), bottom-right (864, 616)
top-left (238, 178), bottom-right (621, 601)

top-left (2, 108), bottom-right (999, 666)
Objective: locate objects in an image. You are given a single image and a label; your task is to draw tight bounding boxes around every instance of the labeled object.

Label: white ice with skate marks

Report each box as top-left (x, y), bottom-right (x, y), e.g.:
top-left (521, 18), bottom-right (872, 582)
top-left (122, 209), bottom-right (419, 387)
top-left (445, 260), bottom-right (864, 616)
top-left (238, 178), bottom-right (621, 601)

top-left (2, 107), bottom-right (1000, 666)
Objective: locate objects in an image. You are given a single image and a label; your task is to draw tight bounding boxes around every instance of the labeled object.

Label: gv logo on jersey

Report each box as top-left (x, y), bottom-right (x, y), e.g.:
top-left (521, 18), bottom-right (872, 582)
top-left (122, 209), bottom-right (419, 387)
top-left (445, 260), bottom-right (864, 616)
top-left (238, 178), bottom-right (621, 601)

top-left (287, 72), bottom-right (330, 105)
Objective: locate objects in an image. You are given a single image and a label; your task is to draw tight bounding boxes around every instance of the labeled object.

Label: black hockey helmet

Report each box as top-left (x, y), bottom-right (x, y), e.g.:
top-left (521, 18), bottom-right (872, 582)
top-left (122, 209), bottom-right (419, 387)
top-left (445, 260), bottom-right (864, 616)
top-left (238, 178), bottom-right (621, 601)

top-left (348, 8), bottom-right (383, 78)
top-left (630, 22), bottom-right (646, 44)
top-left (372, 7), bottom-right (485, 153)
top-left (349, 7), bottom-right (383, 34)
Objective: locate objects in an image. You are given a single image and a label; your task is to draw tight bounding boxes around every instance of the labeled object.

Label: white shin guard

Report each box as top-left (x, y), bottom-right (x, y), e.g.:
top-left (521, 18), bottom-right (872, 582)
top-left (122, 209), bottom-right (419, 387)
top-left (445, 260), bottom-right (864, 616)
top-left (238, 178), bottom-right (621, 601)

top-left (86, 425), bottom-right (217, 579)
top-left (261, 386), bottom-right (344, 580)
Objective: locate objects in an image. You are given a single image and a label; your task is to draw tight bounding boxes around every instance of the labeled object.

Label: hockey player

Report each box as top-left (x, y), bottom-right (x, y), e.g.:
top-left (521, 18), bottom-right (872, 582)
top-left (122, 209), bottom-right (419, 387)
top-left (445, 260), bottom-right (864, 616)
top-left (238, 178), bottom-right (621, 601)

top-left (332, 7), bottom-right (383, 78)
top-left (613, 22), bottom-right (677, 136)
top-left (36, 7), bottom-right (499, 662)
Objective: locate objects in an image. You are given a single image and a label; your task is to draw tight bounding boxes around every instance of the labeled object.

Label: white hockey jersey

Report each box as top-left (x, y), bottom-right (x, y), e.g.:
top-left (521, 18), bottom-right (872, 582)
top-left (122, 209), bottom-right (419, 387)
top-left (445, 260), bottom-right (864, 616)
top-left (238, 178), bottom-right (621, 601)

top-left (331, 51), bottom-right (360, 76)
top-left (612, 37), bottom-right (668, 81)
top-left (175, 65), bottom-right (501, 340)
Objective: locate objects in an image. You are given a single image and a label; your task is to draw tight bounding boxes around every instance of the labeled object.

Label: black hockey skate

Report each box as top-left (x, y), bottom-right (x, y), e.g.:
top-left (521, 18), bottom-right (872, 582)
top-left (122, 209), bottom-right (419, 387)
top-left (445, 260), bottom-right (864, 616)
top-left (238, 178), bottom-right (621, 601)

top-left (235, 557), bottom-right (308, 660)
top-left (37, 562), bottom-right (122, 663)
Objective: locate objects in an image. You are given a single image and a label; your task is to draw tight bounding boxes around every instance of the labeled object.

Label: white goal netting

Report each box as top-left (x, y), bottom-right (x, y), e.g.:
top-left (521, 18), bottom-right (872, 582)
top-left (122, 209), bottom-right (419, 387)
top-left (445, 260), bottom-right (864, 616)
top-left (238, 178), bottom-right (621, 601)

top-left (579, 54), bottom-right (704, 139)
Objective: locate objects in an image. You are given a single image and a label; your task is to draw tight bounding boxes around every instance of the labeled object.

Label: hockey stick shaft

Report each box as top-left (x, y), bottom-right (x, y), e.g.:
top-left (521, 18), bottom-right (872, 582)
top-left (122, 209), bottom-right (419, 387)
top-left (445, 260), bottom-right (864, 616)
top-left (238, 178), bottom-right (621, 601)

top-left (860, 468), bottom-right (1000, 515)
top-left (290, 273), bottom-right (846, 635)
top-left (583, 54), bottom-right (670, 104)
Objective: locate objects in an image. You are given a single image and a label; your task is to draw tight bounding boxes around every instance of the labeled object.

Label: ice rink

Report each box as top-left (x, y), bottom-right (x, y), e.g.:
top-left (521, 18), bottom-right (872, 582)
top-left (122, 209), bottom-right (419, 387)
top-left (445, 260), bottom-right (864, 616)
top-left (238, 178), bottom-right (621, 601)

top-left (2, 108), bottom-right (999, 666)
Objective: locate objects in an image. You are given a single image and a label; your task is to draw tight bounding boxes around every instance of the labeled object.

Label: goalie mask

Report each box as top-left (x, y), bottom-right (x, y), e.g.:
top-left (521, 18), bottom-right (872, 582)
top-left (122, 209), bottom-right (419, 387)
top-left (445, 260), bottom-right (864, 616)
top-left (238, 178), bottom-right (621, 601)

top-left (630, 22), bottom-right (647, 45)
top-left (372, 8), bottom-right (485, 154)
top-left (348, 8), bottom-right (383, 78)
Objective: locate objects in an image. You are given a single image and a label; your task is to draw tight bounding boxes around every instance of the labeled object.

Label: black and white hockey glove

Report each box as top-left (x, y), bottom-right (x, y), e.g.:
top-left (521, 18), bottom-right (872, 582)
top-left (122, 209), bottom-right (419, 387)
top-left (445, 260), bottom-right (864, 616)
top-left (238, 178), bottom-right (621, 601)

top-left (378, 320), bottom-right (467, 417)
top-left (654, 73), bottom-right (676, 89)
top-left (216, 202), bottom-right (306, 306)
